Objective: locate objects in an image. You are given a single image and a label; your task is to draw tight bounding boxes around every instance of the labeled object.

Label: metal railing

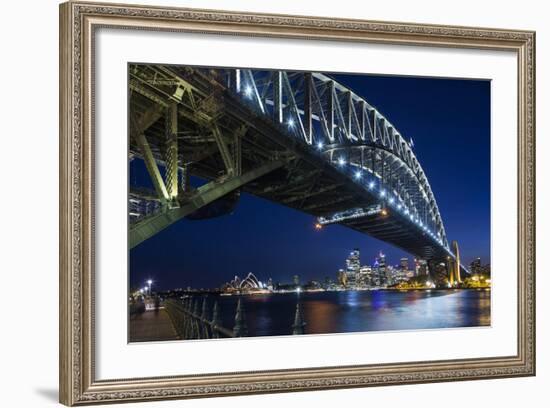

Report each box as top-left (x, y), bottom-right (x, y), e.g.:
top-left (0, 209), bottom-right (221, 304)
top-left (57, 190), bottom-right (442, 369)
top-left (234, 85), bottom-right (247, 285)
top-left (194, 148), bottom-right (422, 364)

top-left (164, 296), bottom-right (306, 339)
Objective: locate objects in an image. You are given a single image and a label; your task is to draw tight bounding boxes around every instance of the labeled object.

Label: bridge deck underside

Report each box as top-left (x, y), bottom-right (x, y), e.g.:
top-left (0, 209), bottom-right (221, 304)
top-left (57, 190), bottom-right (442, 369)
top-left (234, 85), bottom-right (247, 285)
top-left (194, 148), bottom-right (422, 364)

top-left (129, 65), bottom-right (448, 261)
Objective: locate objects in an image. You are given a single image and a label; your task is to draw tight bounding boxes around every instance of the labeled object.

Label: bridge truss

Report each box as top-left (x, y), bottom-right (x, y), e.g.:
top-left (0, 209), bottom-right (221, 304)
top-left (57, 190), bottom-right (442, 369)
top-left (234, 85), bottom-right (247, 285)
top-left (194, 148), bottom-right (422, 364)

top-left (128, 64), bottom-right (465, 274)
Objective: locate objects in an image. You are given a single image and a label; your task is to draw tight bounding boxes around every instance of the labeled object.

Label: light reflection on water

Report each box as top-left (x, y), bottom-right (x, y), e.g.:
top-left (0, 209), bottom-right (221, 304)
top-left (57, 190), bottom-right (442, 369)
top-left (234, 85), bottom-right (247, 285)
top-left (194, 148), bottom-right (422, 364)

top-left (212, 289), bottom-right (490, 337)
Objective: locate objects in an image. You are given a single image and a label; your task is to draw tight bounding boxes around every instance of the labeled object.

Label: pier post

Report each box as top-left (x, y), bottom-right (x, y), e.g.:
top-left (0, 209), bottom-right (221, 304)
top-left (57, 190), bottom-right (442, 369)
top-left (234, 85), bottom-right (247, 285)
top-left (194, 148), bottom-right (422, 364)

top-left (201, 297), bottom-right (210, 339)
top-left (233, 299), bottom-right (248, 337)
top-left (192, 299), bottom-right (201, 339)
top-left (211, 301), bottom-right (221, 338)
top-left (292, 302), bottom-right (306, 335)
top-left (186, 298), bottom-right (195, 339)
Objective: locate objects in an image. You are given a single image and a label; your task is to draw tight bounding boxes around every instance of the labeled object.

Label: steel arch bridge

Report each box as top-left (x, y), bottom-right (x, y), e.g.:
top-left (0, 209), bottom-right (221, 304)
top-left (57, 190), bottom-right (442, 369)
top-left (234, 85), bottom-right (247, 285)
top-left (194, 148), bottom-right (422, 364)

top-left (128, 64), bottom-right (466, 281)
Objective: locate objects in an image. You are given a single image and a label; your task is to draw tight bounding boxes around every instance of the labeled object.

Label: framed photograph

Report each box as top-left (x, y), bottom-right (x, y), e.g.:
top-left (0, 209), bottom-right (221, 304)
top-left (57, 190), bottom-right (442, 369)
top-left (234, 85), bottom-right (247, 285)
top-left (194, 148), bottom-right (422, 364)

top-left (59, 1), bottom-right (535, 405)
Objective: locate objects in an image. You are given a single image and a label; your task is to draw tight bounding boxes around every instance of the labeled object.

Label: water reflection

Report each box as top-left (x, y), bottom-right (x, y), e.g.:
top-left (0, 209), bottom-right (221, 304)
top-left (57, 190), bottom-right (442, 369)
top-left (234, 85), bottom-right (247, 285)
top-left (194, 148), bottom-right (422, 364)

top-left (213, 289), bottom-right (490, 337)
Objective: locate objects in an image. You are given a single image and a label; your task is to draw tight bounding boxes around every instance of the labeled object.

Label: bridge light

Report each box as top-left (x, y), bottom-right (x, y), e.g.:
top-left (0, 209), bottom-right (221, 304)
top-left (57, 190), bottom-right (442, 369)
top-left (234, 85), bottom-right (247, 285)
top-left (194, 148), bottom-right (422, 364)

top-left (381, 208), bottom-right (388, 216)
top-left (368, 181), bottom-right (375, 189)
top-left (317, 141), bottom-right (324, 150)
top-left (314, 222), bottom-right (323, 231)
top-left (389, 197), bottom-right (395, 204)
top-left (287, 117), bottom-right (295, 128)
top-left (244, 85), bottom-right (253, 97)
top-left (354, 170), bottom-right (362, 179)
top-left (380, 190), bottom-right (386, 197)
top-left (397, 204), bottom-right (402, 210)
top-left (338, 157), bottom-right (346, 166)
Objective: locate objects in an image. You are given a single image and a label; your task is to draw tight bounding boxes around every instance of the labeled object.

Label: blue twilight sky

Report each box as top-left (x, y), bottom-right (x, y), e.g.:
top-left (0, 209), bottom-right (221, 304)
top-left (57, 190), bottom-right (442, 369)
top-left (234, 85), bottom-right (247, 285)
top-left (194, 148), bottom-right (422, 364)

top-left (130, 71), bottom-right (490, 291)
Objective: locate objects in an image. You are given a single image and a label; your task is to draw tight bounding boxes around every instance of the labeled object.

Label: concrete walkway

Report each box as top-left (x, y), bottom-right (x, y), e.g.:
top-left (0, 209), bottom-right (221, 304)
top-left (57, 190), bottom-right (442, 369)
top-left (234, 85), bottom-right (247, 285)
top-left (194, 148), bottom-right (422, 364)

top-left (129, 309), bottom-right (179, 342)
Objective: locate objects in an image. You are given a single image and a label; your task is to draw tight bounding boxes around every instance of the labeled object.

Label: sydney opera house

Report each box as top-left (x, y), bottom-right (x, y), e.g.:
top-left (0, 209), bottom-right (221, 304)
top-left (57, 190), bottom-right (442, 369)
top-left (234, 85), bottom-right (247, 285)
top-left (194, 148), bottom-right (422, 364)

top-left (222, 273), bottom-right (270, 294)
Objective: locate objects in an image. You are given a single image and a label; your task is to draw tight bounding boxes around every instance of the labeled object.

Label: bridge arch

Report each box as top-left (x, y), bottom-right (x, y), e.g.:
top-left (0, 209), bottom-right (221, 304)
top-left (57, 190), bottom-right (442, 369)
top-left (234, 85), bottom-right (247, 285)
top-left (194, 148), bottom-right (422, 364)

top-left (128, 64), bottom-right (464, 272)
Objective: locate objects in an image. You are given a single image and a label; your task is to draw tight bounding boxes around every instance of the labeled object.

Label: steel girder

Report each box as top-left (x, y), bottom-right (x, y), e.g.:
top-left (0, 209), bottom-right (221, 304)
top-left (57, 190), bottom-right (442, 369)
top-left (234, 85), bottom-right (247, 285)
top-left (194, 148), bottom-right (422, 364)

top-left (224, 68), bottom-right (449, 251)
top-left (129, 159), bottom-right (285, 248)
top-left (127, 64), bottom-right (460, 269)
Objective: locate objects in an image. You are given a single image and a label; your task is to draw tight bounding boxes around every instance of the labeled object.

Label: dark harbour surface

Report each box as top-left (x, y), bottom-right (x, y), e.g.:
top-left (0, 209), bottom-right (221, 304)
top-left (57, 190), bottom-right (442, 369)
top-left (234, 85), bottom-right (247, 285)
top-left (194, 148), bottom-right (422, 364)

top-left (210, 289), bottom-right (491, 337)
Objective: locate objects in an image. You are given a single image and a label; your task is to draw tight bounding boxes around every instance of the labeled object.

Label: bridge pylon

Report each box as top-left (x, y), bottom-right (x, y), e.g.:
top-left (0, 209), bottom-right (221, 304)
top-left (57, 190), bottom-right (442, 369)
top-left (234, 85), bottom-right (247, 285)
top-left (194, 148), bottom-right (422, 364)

top-left (452, 240), bottom-right (462, 284)
top-left (447, 241), bottom-right (462, 286)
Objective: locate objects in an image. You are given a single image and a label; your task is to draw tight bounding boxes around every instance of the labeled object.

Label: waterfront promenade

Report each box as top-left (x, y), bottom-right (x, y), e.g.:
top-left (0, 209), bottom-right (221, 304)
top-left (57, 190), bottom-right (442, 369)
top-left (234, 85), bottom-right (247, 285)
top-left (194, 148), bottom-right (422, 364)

top-left (129, 309), bottom-right (179, 342)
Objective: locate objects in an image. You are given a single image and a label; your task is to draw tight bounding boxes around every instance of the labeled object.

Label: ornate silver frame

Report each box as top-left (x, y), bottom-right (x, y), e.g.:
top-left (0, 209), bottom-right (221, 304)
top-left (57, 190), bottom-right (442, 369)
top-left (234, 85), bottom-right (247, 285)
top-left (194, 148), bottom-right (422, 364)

top-left (59, 1), bottom-right (536, 405)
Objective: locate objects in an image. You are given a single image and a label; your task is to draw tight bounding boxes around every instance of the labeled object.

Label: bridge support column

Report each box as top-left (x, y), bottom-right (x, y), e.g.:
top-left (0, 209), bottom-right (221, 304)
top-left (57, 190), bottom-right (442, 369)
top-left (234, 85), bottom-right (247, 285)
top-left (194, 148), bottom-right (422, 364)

top-left (452, 240), bottom-right (462, 284)
top-left (327, 81), bottom-right (335, 141)
top-left (447, 256), bottom-right (455, 286)
top-left (134, 132), bottom-right (169, 203)
top-left (180, 164), bottom-right (190, 193)
top-left (211, 123), bottom-right (235, 176)
top-left (229, 69), bottom-right (241, 93)
top-left (304, 73), bottom-right (313, 144)
top-left (165, 102), bottom-right (179, 203)
top-left (233, 125), bottom-right (246, 177)
top-left (273, 71), bottom-right (283, 123)
top-left (347, 91), bottom-right (353, 138)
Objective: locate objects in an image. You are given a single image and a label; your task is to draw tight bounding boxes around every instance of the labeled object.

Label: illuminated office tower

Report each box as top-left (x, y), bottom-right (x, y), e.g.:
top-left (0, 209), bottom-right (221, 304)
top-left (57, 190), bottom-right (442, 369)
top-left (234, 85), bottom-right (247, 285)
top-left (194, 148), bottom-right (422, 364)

top-left (345, 249), bottom-right (361, 287)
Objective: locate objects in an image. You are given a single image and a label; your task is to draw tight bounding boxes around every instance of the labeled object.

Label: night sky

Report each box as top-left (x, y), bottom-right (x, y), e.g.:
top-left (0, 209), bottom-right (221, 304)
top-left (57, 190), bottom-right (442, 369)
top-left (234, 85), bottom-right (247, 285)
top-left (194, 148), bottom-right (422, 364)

top-left (130, 71), bottom-right (490, 291)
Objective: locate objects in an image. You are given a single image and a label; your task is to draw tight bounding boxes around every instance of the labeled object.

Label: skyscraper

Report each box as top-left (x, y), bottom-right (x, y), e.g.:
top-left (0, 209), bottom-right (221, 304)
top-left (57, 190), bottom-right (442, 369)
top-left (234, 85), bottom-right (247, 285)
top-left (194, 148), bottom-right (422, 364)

top-left (376, 251), bottom-right (387, 286)
top-left (400, 257), bottom-right (409, 272)
top-left (359, 265), bottom-right (373, 287)
top-left (470, 257), bottom-right (482, 275)
top-left (345, 249), bottom-right (361, 287)
top-left (346, 249), bottom-right (361, 273)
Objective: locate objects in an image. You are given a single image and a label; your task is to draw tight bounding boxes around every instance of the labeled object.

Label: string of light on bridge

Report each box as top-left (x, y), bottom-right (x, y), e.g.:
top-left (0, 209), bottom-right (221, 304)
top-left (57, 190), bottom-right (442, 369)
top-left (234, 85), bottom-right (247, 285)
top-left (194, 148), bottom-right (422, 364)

top-left (237, 73), bottom-right (455, 259)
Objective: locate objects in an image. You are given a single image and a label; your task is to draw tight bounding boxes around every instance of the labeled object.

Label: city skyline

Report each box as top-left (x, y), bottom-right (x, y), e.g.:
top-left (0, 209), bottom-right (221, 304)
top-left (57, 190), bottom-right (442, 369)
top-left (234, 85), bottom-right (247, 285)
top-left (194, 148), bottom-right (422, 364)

top-left (132, 246), bottom-right (490, 291)
top-left (130, 71), bottom-right (490, 291)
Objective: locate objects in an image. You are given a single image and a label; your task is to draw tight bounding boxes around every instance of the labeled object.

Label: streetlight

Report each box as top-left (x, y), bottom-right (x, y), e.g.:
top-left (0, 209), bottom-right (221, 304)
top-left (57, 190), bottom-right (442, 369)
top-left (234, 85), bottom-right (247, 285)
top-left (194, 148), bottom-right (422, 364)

top-left (147, 279), bottom-right (153, 296)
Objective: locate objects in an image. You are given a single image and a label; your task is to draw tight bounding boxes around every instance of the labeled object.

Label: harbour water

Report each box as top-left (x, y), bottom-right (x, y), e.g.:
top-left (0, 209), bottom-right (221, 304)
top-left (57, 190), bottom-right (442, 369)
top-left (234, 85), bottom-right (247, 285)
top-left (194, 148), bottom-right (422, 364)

top-left (212, 289), bottom-right (491, 337)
